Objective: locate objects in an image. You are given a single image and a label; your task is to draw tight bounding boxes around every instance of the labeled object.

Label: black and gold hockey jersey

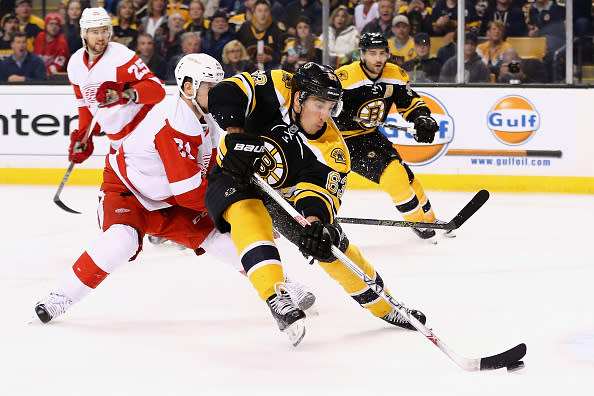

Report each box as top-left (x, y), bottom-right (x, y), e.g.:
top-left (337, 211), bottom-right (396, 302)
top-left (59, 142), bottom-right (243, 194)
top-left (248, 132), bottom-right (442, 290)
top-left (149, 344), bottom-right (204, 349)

top-left (334, 61), bottom-right (430, 139)
top-left (209, 69), bottom-right (351, 224)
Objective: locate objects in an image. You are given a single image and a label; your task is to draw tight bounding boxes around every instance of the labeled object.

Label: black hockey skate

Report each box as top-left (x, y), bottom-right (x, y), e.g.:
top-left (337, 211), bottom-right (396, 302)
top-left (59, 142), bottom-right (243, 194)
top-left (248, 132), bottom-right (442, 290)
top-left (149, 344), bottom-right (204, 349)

top-left (381, 307), bottom-right (426, 331)
top-left (411, 227), bottom-right (437, 244)
top-left (266, 287), bottom-right (306, 347)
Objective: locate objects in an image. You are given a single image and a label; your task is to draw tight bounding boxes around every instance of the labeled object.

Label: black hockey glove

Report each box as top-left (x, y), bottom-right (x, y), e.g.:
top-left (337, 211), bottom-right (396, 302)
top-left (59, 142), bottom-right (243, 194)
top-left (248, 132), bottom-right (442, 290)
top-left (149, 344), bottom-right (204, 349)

top-left (413, 115), bottom-right (439, 143)
top-left (221, 133), bottom-right (265, 184)
top-left (298, 222), bottom-right (341, 263)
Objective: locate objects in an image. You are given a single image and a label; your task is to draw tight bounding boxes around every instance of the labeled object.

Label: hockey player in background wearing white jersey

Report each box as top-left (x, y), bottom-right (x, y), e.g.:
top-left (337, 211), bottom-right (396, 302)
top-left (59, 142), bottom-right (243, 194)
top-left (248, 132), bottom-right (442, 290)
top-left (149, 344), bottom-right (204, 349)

top-left (66, 7), bottom-right (166, 164)
top-left (34, 53), bottom-right (315, 323)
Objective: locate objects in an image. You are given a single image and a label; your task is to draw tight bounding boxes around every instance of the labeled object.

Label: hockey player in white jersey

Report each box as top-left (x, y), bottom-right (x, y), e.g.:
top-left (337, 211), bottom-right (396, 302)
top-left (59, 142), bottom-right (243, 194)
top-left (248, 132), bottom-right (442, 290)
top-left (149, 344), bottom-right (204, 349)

top-left (67, 7), bottom-right (166, 164)
top-left (34, 54), bottom-right (314, 324)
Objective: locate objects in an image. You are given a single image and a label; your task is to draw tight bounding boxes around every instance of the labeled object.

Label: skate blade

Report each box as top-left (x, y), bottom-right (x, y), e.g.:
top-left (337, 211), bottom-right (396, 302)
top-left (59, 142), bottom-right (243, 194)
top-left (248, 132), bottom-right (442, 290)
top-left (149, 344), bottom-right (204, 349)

top-left (297, 293), bottom-right (316, 311)
top-left (442, 229), bottom-right (456, 238)
top-left (283, 318), bottom-right (306, 347)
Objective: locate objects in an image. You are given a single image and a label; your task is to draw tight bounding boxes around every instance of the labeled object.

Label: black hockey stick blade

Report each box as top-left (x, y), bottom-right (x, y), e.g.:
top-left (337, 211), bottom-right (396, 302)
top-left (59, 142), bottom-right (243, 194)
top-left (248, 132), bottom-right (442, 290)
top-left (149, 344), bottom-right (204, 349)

top-left (53, 162), bottom-right (81, 214)
top-left (337, 189), bottom-right (490, 230)
top-left (479, 343), bottom-right (527, 371)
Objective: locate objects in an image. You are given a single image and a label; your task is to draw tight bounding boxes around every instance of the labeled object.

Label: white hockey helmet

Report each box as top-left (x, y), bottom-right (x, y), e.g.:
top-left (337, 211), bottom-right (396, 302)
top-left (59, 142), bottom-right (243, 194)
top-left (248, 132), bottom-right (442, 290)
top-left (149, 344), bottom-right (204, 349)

top-left (175, 54), bottom-right (224, 115)
top-left (80, 7), bottom-right (113, 48)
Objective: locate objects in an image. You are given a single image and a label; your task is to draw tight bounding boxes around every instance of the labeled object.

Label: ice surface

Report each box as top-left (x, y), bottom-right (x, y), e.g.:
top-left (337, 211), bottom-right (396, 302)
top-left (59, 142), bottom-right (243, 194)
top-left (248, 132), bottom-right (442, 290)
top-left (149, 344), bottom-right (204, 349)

top-left (1, 185), bottom-right (593, 395)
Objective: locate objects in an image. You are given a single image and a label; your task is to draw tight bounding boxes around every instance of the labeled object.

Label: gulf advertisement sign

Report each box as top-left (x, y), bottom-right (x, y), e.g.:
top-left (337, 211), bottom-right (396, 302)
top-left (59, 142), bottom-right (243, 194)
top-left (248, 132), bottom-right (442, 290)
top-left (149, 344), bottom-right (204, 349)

top-left (487, 95), bottom-right (540, 145)
top-left (381, 92), bottom-right (454, 165)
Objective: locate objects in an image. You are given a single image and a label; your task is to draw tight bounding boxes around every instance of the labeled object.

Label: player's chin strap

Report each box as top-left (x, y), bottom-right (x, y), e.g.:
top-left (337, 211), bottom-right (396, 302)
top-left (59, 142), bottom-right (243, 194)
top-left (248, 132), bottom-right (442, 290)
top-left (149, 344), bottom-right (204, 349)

top-left (180, 78), bottom-right (208, 118)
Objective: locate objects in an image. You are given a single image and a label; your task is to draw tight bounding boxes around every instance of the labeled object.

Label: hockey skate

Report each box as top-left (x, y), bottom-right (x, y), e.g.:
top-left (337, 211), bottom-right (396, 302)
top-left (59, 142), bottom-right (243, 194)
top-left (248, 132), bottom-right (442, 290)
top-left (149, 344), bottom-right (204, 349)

top-left (34, 292), bottom-right (73, 324)
top-left (411, 227), bottom-right (437, 244)
top-left (381, 306), bottom-right (426, 331)
top-left (266, 284), bottom-right (306, 347)
top-left (282, 277), bottom-right (316, 311)
top-left (434, 219), bottom-right (456, 238)
top-left (147, 235), bottom-right (186, 250)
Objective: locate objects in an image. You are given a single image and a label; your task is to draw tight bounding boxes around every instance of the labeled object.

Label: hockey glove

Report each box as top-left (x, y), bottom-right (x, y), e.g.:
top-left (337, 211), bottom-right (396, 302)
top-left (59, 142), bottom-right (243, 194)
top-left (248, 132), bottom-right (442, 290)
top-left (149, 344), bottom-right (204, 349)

top-left (413, 115), bottom-right (439, 143)
top-left (220, 133), bottom-right (265, 184)
top-left (96, 81), bottom-right (133, 107)
top-left (298, 222), bottom-right (341, 263)
top-left (68, 128), bottom-right (94, 164)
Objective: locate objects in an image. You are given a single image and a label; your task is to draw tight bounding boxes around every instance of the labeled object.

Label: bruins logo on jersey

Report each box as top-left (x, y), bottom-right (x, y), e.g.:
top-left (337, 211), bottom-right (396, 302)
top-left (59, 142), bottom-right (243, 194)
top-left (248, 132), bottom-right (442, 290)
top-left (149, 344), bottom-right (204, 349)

top-left (357, 98), bottom-right (387, 129)
top-left (257, 137), bottom-right (288, 187)
top-left (336, 70), bottom-right (348, 81)
top-left (330, 148), bottom-right (347, 165)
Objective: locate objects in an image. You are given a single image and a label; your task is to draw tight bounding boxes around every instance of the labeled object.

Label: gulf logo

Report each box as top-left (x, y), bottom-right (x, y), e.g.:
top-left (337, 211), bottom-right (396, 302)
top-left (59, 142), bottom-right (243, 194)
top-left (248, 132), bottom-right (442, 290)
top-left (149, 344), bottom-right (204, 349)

top-left (381, 92), bottom-right (454, 166)
top-left (487, 95), bottom-right (540, 145)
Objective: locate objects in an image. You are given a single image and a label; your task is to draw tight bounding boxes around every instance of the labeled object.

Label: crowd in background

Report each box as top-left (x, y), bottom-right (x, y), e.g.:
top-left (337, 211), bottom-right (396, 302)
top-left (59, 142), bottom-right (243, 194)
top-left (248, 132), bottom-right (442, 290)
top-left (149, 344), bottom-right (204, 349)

top-left (0, 0), bottom-right (592, 83)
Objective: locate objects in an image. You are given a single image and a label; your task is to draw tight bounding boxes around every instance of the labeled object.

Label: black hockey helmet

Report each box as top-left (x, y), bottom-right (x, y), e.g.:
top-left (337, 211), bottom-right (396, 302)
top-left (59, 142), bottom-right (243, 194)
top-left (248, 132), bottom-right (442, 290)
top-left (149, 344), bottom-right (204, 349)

top-left (359, 32), bottom-right (389, 52)
top-left (292, 62), bottom-right (343, 116)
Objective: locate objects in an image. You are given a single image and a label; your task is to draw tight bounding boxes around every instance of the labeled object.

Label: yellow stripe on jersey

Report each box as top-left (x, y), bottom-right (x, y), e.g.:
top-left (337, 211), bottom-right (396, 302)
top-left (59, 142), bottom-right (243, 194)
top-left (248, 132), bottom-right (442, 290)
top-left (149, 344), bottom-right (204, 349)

top-left (293, 182), bottom-right (340, 223)
top-left (303, 122), bottom-right (351, 175)
top-left (227, 72), bottom-right (257, 117)
top-left (399, 97), bottom-right (426, 120)
top-left (269, 69), bottom-right (293, 117)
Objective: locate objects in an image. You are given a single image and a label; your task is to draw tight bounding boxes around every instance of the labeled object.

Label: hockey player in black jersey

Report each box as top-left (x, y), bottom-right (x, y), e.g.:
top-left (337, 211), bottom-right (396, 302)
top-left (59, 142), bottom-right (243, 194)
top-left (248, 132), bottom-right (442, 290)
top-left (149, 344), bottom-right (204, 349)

top-left (335, 32), bottom-right (452, 243)
top-left (205, 62), bottom-right (426, 346)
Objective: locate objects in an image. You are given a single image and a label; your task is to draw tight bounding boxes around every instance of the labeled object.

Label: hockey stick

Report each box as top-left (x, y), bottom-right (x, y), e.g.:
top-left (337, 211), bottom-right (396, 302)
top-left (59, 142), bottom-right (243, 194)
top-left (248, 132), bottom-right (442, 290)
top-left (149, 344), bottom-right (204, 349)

top-left (252, 174), bottom-right (526, 371)
top-left (337, 190), bottom-right (490, 230)
top-left (53, 107), bottom-right (102, 214)
top-left (353, 117), bottom-right (416, 135)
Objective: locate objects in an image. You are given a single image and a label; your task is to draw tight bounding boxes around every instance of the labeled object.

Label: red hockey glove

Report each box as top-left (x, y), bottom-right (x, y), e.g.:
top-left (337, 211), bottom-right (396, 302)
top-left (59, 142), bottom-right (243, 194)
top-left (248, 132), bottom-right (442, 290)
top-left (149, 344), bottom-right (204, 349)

top-left (96, 81), bottom-right (128, 107)
top-left (68, 128), bottom-right (94, 164)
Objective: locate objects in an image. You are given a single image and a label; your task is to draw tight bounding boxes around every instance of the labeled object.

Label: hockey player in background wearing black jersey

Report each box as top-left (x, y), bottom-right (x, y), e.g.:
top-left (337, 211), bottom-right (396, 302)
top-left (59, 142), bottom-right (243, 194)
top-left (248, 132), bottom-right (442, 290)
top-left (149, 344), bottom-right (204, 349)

top-left (335, 32), bottom-right (451, 243)
top-left (205, 62), bottom-right (426, 346)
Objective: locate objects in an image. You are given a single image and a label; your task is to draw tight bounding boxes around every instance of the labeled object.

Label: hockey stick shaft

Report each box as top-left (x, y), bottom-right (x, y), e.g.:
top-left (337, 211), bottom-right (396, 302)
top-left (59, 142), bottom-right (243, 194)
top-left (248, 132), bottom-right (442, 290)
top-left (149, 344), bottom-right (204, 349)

top-left (337, 190), bottom-right (490, 230)
top-left (53, 108), bottom-right (102, 214)
top-left (252, 174), bottom-right (524, 371)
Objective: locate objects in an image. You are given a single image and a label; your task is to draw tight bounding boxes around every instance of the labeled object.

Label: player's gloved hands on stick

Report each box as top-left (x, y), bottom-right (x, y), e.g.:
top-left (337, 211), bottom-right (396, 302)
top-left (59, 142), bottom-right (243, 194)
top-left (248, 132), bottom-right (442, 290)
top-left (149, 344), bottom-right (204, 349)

top-left (413, 115), bottom-right (439, 143)
top-left (68, 128), bottom-right (94, 164)
top-left (96, 81), bottom-right (136, 107)
top-left (299, 222), bottom-right (341, 263)
top-left (220, 133), bottom-right (265, 184)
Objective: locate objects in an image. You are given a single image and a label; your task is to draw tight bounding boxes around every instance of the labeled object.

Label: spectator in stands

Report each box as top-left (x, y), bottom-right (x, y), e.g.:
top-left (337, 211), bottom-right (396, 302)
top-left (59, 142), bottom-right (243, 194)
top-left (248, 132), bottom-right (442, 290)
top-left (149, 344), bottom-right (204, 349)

top-left (431, 0), bottom-right (481, 36)
top-left (137, 32), bottom-right (167, 79)
top-left (201, 11), bottom-right (234, 62)
top-left (184, 0), bottom-right (209, 35)
top-left (0, 32), bottom-right (47, 82)
top-left (155, 10), bottom-right (186, 59)
top-left (402, 32), bottom-right (442, 82)
top-left (476, 20), bottom-right (512, 74)
top-left (112, 0), bottom-right (140, 50)
top-left (436, 20), bottom-right (456, 64)
top-left (142, 0), bottom-right (168, 37)
top-left (285, 0), bottom-right (322, 36)
top-left (33, 12), bottom-right (70, 74)
top-left (388, 14), bottom-right (415, 66)
top-left (165, 31), bottom-right (200, 80)
top-left (221, 39), bottom-right (256, 77)
top-left (324, 5), bottom-right (359, 65)
top-left (229, 0), bottom-right (256, 32)
top-left (167, 0), bottom-right (192, 23)
top-left (401, 0), bottom-right (433, 36)
top-left (1, 13), bottom-right (18, 56)
top-left (134, 0), bottom-right (150, 20)
top-left (527, 0), bottom-right (566, 53)
top-left (63, 0), bottom-right (82, 54)
top-left (479, 0), bottom-right (526, 37)
top-left (353, 0), bottom-right (379, 33)
top-left (281, 16), bottom-right (322, 73)
top-left (237, 0), bottom-right (286, 70)
top-left (14, 0), bottom-right (44, 52)
top-left (440, 32), bottom-right (490, 82)
top-left (496, 48), bottom-right (548, 83)
top-left (361, 0), bottom-right (395, 39)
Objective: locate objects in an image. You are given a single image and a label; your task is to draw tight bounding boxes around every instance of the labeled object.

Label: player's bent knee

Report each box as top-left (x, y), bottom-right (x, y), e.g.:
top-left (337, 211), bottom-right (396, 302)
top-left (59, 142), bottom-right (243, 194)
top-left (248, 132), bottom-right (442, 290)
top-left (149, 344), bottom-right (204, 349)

top-left (87, 224), bottom-right (140, 273)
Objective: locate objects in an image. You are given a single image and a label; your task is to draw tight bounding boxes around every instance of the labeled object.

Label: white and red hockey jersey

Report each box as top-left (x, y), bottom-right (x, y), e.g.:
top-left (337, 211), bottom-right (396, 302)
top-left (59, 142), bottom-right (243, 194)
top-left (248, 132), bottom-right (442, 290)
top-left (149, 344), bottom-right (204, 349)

top-left (67, 42), bottom-right (165, 149)
top-left (106, 95), bottom-right (223, 212)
